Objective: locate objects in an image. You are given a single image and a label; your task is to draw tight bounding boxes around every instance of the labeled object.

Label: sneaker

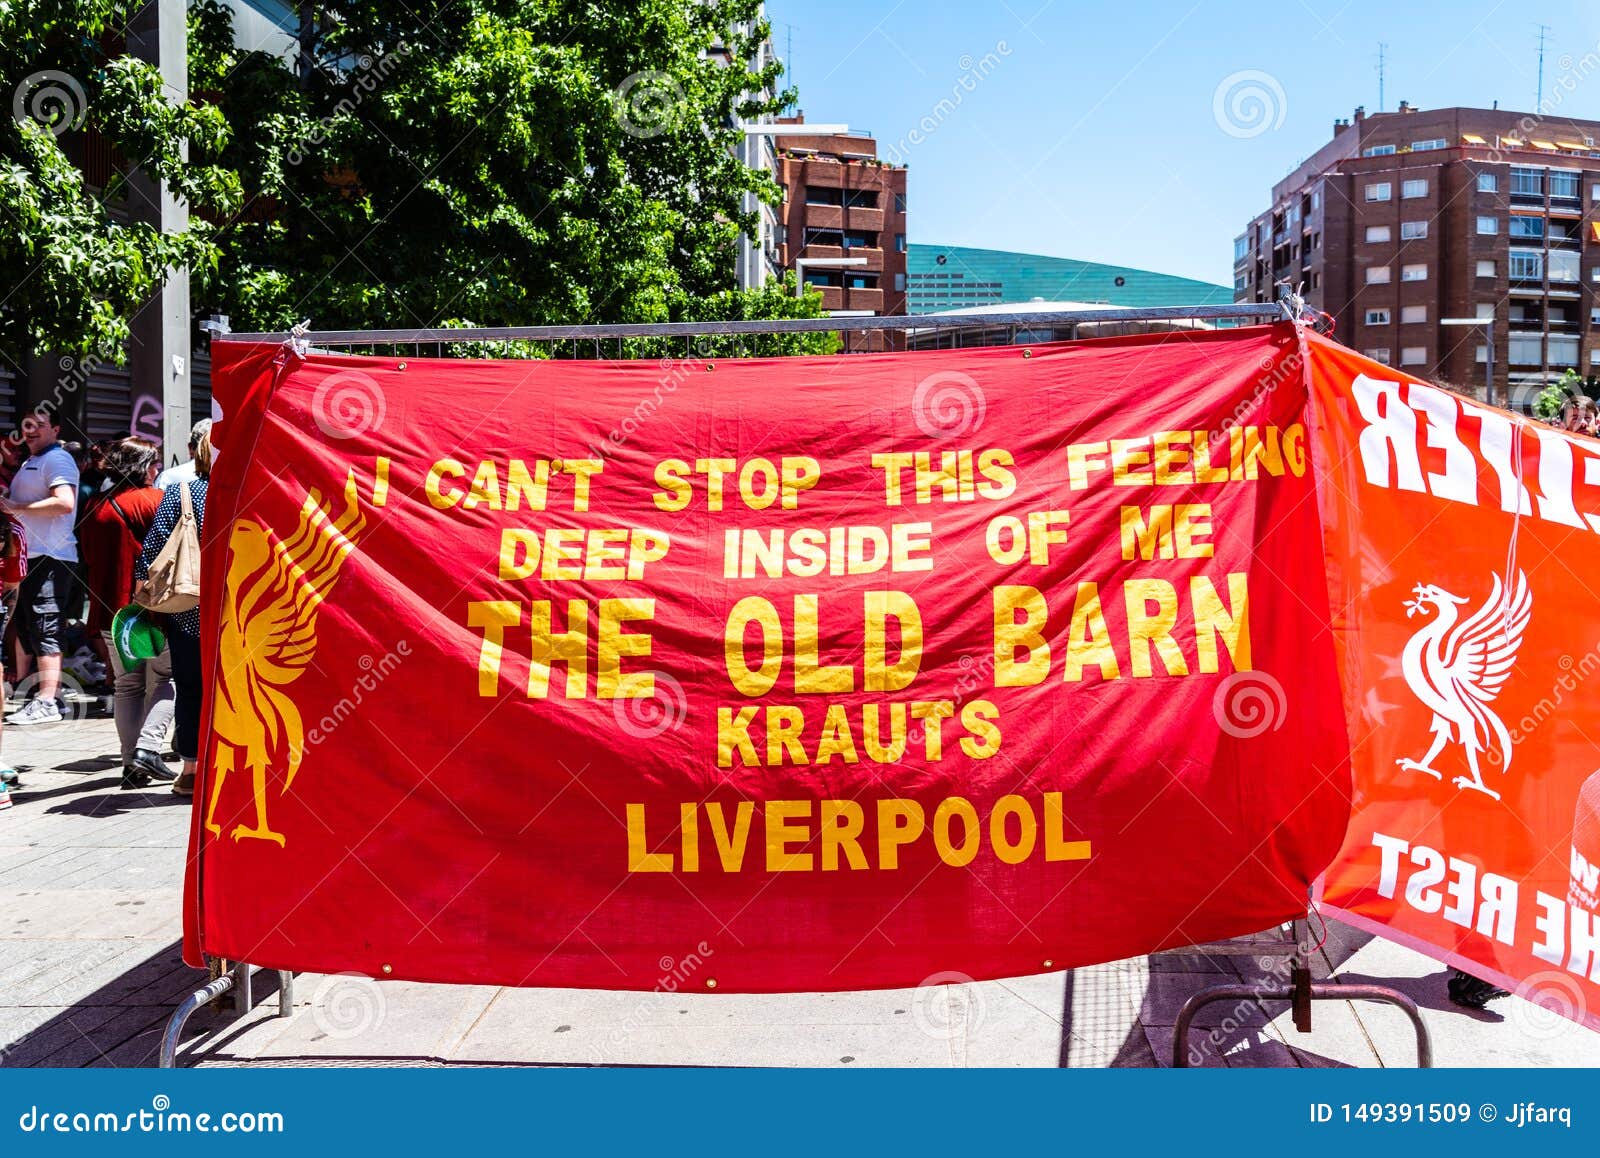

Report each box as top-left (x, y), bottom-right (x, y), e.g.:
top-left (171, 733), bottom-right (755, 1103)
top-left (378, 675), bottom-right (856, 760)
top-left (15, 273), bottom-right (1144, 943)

top-left (9, 698), bottom-right (62, 726)
top-left (0, 766), bottom-right (18, 786)
top-left (131, 749), bottom-right (177, 782)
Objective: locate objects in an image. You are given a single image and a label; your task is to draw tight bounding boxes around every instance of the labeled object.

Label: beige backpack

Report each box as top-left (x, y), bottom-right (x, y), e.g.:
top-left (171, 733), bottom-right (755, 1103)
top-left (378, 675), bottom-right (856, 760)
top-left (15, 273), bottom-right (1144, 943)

top-left (140, 482), bottom-right (201, 613)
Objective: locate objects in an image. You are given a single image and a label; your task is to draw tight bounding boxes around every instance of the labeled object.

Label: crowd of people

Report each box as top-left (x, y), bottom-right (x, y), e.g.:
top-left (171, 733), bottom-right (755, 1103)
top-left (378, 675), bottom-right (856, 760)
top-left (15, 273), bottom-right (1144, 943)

top-left (0, 405), bottom-right (211, 800)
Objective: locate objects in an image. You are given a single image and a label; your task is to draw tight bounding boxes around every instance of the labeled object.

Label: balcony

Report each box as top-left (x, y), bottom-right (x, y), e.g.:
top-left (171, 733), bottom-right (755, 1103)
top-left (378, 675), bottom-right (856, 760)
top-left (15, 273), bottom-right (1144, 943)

top-left (801, 204), bottom-right (843, 229)
top-left (846, 207), bottom-right (885, 232)
top-left (842, 286), bottom-right (884, 312)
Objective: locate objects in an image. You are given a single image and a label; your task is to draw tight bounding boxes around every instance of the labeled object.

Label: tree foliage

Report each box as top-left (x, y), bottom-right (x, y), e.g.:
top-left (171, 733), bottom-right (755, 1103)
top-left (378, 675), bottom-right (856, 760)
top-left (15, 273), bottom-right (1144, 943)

top-left (0, 0), bottom-right (240, 366)
top-left (197, 0), bottom-right (834, 352)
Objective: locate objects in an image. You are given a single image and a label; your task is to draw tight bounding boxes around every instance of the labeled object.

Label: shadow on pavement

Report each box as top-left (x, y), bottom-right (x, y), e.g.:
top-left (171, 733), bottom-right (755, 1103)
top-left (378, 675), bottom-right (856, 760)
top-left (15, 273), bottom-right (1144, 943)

top-left (3, 940), bottom-right (214, 1067)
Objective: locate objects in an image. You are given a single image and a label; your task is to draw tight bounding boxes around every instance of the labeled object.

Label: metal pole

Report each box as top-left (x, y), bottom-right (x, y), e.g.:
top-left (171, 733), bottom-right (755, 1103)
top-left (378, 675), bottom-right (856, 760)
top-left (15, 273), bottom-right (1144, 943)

top-left (1487, 324), bottom-right (1497, 409)
top-left (159, 973), bottom-right (234, 1068)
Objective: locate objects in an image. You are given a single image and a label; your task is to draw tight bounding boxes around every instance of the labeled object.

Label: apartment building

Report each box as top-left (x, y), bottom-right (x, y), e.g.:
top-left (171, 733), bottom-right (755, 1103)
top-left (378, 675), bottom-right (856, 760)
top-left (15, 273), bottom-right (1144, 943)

top-left (773, 117), bottom-right (908, 347)
top-left (1236, 104), bottom-right (1600, 405)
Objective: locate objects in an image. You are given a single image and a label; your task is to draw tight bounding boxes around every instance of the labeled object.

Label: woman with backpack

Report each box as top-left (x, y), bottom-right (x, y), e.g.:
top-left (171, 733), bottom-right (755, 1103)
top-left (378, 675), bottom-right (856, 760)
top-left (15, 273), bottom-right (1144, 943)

top-left (80, 437), bottom-right (176, 788)
top-left (135, 430), bottom-right (208, 797)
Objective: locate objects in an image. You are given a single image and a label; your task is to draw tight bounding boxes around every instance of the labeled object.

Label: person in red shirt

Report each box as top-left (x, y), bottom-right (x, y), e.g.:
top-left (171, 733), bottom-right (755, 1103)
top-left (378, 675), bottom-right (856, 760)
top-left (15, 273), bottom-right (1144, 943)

top-left (0, 509), bottom-right (26, 787)
top-left (79, 438), bottom-right (175, 787)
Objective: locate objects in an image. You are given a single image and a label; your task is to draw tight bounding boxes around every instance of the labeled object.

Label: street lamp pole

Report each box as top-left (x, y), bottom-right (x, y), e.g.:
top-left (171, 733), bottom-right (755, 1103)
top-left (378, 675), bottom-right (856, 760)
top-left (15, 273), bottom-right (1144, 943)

top-left (1441, 316), bottom-right (1497, 408)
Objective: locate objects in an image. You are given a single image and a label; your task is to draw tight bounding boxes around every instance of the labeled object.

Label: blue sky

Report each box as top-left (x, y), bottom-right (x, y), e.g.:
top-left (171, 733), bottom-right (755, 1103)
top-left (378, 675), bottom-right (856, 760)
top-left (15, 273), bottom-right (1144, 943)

top-left (766, 0), bottom-right (1600, 286)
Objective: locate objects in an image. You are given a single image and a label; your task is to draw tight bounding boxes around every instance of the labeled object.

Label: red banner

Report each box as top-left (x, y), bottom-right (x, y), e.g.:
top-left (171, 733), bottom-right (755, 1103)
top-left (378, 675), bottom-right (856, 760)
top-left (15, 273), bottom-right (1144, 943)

top-left (185, 325), bottom-right (1350, 992)
top-left (1309, 334), bottom-right (1600, 1030)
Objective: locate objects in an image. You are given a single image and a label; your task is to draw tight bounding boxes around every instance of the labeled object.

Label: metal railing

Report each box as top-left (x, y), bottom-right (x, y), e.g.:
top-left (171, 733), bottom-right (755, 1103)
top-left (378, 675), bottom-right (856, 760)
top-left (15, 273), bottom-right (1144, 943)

top-left (215, 302), bottom-right (1292, 357)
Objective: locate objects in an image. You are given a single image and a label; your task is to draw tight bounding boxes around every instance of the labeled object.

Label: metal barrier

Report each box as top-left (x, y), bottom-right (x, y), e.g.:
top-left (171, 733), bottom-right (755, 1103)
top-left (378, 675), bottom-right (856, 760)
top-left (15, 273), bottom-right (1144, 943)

top-left (163, 299), bottom-right (1426, 1068)
top-left (1162, 920), bottom-right (1432, 1068)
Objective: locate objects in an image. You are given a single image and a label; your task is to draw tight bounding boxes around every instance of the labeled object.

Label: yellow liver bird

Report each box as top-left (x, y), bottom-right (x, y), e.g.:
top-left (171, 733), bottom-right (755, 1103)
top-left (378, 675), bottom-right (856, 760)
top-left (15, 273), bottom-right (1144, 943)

top-left (205, 468), bottom-right (368, 846)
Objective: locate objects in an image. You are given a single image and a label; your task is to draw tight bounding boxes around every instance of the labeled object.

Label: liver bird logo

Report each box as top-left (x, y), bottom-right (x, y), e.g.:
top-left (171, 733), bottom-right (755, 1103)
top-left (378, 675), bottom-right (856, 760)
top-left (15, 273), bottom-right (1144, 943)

top-left (1394, 571), bottom-right (1531, 800)
top-left (203, 469), bottom-right (368, 846)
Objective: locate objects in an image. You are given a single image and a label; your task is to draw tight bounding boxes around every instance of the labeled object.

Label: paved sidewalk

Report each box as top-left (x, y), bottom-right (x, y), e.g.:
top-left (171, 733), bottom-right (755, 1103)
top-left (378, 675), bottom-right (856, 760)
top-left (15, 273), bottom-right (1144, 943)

top-left (3, 714), bottom-right (1598, 1068)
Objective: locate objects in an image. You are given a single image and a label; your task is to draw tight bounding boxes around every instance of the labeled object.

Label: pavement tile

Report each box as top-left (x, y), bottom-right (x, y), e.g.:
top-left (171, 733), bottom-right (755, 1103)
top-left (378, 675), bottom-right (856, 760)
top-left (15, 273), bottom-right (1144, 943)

top-left (5, 714), bottom-right (1600, 1068)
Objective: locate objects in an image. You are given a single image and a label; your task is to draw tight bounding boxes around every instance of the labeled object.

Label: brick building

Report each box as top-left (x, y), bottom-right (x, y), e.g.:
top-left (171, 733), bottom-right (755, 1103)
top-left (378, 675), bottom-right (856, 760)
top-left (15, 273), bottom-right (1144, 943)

top-left (1236, 104), bottom-right (1600, 405)
top-left (774, 117), bottom-right (908, 346)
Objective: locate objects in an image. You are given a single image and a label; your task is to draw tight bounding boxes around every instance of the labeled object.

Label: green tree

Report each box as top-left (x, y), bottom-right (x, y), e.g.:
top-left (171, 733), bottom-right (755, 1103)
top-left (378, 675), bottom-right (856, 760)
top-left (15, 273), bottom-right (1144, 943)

top-left (0, 1), bottom-right (240, 367)
top-left (196, 0), bottom-right (834, 353)
top-left (1534, 368), bottom-right (1593, 421)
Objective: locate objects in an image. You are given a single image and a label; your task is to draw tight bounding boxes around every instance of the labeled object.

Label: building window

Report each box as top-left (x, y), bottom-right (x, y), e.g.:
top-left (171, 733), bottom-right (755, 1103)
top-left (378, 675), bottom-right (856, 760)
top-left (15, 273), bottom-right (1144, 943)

top-left (1401, 347), bottom-right (1428, 365)
top-left (1477, 259), bottom-right (1497, 277)
top-left (1508, 335), bottom-right (1543, 364)
top-left (1402, 178), bottom-right (1428, 198)
top-left (1365, 225), bottom-right (1391, 243)
top-left (1591, 307), bottom-right (1600, 326)
top-left (894, 233), bottom-right (906, 252)
top-left (841, 230), bottom-right (878, 249)
top-left (841, 189), bottom-right (878, 209)
top-left (1592, 349), bottom-right (1600, 366)
top-left (1550, 170), bottom-right (1581, 199)
top-left (1401, 263), bottom-right (1428, 281)
top-left (804, 186), bottom-right (844, 206)
top-left (1476, 216), bottom-right (1499, 234)
top-left (1234, 235), bottom-right (1249, 262)
top-left (1509, 215), bottom-right (1544, 238)
top-left (1477, 345), bottom-right (1489, 364)
top-left (1400, 220), bottom-right (1428, 240)
top-left (1364, 144), bottom-right (1397, 156)
top-left (1365, 182), bottom-right (1392, 202)
top-left (1592, 184), bottom-right (1600, 201)
top-left (1365, 309), bottom-right (1391, 325)
top-left (894, 272), bottom-right (906, 291)
top-left (1477, 172), bottom-right (1499, 193)
top-left (1413, 138), bottom-right (1447, 151)
top-left (1511, 166), bottom-right (1542, 196)
top-left (1592, 267), bottom-right (1600, 283)
top-left (1475, 302), bottom-right (1495, 319)
top-left (894, 193), bottom-right (906, 213)
top-left (1366, 266), bottom-right (1392, 284)
top-left (803, 227), bottom-right (843, 248)
top-left (1364, 349), bottom-right (1392, 364)
top-left (1550, 335), bottom-right (1580, 366)
top-left (1401, 305), bottom-right (1427, 324)
top-left (1509, 250), bottom-right (1543, 279)
top-left (1550, 249), bottom-right (1581, 282)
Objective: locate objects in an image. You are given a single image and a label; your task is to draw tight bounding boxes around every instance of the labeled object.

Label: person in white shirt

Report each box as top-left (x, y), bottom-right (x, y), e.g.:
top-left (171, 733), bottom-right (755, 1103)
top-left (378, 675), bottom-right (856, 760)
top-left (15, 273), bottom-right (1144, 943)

top-left (153, 418), bottom-right (211, 491)
top-left (1, 405), bottom-right (80, 725)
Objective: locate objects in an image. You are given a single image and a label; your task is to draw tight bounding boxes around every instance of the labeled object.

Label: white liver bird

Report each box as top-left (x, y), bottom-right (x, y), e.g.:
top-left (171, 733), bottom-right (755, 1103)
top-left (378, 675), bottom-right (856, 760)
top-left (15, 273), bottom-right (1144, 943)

top-left (1395, 571), bottom-right (1531, 800)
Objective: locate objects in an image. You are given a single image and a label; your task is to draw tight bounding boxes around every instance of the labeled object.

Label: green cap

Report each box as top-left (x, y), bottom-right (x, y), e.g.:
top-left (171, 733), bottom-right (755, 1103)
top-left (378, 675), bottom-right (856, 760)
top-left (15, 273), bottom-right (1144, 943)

top-left (111, 605), bottom-right (166, 670)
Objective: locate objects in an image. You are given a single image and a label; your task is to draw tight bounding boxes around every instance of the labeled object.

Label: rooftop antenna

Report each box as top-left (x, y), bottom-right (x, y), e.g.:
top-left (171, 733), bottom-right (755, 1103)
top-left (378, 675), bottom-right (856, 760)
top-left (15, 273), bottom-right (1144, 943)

top-left (1537, 24), bottom-right (1551, 109)
top-left (1377, 43), bottom-right (1386, 111)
